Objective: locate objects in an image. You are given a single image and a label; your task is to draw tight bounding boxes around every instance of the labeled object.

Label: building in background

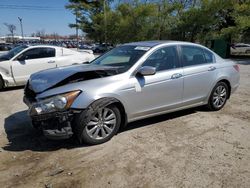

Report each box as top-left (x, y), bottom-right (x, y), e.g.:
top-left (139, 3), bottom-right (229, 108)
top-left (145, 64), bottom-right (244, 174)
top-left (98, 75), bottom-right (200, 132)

top-left (0, 36), bottom-right (40, 43)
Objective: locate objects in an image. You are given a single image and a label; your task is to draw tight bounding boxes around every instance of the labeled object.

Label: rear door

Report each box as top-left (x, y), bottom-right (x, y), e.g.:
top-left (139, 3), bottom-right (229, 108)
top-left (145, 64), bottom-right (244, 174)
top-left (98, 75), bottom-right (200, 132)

top-left (12, 47), bottom-right (57, 84)
top-left (180, 45), bottom-right (217, 105)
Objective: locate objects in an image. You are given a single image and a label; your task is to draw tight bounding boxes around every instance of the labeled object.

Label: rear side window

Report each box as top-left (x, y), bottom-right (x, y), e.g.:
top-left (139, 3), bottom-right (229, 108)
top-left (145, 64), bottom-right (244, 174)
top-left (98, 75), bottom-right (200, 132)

top-left (181, 46), bottom-right (213, 66)
top-left (40, 48), bottom-right (56, 58)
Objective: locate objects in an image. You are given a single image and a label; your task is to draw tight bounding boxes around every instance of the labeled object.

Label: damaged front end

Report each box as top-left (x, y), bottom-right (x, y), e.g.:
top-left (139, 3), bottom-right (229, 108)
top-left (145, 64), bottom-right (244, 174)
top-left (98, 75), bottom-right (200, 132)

top-left (23, 64), bottom-right (120, 140)
top-left (24, 87), bottom-right (82, 139)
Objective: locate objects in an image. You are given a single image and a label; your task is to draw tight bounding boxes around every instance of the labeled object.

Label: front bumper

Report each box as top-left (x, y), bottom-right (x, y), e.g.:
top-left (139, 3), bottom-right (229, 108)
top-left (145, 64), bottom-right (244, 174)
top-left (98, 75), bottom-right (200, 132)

top-left (32, 111), bottom-right (75, 140)
top-left (24, 96), bottom-right (76, 140)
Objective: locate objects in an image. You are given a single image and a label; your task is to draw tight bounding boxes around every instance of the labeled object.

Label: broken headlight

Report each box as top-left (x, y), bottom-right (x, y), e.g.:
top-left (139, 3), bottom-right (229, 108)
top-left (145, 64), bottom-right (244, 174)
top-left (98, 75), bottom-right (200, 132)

top-left (30, 90), bottom-right (81, 116)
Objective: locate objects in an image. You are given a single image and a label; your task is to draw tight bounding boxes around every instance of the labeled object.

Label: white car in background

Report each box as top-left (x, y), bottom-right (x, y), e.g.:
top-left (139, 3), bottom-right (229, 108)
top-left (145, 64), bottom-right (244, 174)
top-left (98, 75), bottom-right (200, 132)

top-left (230, 43), bottom-right (250, 55)
top-left (0, 45), bottom-right (95, 89)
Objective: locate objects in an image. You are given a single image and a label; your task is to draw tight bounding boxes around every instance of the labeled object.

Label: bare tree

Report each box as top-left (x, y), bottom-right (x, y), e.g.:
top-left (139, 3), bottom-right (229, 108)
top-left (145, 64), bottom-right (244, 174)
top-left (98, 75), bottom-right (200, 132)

top-left (35, 29), bottom-right (46, 37)
top-left (4, 23), bottom-right (16, 43)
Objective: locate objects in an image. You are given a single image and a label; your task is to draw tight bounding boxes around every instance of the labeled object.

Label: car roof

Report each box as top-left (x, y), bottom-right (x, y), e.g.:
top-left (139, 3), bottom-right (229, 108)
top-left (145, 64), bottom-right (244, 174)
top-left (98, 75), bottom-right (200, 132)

top-left (122, 40), bottom-right (197, 47)
top-left (27, 44), bottom-right (61, 48)
top-left (235, 43), bottom-right (250, 46)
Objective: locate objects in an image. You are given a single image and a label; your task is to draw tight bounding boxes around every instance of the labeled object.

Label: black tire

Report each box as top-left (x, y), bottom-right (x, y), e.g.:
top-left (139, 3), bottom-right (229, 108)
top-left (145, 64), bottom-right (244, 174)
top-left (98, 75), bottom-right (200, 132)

top-left (0, 76), bottom-right (4, 90)
top-left (74, 100), bottom-right (121, 145)
top-left (207, 82), bottom-right (229, 111)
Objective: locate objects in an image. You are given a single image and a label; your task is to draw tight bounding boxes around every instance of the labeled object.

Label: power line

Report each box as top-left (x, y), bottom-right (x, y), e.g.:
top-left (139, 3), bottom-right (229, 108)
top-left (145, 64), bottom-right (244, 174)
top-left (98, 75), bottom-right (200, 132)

top-left (0, 4), bottom-right (60, 8)
top-left (0, 4), bottom-right (64, 11)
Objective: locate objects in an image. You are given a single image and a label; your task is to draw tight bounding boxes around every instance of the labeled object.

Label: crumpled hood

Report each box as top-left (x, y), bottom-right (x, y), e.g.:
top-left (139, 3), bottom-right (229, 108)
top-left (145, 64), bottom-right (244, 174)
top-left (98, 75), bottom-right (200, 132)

top-left (29, 64), bottom-right (119, 93)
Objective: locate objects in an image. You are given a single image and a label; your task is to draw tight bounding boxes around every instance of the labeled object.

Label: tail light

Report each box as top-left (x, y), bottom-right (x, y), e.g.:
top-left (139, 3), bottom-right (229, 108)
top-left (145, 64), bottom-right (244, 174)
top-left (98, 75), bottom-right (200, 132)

top-left (233, 64), bottom-right (240, 72)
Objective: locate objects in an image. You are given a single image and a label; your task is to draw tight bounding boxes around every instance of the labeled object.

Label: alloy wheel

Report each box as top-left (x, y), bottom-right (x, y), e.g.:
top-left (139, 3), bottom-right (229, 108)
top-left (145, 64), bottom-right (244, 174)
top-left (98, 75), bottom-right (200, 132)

top-left (85, 107), bottom-right (117, 140)
top-left (212, 85), bottom-right (227, 108)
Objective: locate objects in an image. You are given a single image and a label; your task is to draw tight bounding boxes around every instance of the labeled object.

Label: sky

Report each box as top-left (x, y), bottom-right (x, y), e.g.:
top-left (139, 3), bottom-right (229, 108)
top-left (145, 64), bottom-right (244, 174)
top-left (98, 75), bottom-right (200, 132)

top-left (0, 0), bottom-right (76, 36)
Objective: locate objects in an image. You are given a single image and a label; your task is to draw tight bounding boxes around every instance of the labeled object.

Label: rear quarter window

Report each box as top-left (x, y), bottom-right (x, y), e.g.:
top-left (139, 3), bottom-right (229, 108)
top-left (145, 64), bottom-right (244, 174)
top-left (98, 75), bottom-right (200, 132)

top-left (203, 49), bottom-right (215, 63)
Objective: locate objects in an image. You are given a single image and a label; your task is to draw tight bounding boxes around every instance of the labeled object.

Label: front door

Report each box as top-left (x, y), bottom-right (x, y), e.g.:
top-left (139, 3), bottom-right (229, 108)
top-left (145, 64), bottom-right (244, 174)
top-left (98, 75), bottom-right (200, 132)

top-left (11, 47), bottom-right (56, 84)
top-left (125, 45), bottom-right (184, 120)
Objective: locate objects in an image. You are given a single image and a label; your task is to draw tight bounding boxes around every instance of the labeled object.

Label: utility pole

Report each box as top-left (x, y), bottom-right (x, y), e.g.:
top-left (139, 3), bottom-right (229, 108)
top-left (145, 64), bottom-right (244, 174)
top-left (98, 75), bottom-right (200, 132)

top-left (103, 0), bottom-right (107, 46)
top-left (75, 10), bottom-right (79, 50)
top-left (18, 17), bottom-right (24, 42)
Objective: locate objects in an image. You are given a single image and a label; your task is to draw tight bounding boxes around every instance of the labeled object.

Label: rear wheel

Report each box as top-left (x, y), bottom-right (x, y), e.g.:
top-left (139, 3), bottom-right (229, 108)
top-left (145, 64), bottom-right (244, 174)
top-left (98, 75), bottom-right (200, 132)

top-left (207, 82), bottom-right (229, 111)
top-left (74, 103), bottom-right (121, 145)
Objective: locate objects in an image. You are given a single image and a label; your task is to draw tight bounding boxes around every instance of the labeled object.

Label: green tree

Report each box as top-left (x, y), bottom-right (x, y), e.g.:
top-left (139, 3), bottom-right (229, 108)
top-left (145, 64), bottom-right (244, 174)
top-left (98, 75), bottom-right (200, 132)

top-left (66, 0), bottom-right (250, 44)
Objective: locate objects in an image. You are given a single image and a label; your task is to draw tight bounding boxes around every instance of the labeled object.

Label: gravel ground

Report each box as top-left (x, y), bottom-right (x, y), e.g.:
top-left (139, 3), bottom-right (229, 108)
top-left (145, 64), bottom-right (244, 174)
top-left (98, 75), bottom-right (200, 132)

top-left (0, 61), bottom-right (250, 188)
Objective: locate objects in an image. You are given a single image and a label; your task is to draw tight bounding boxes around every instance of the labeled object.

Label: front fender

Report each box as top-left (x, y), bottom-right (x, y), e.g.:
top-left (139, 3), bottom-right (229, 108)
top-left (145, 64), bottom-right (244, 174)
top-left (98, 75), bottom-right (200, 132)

top-left (0, 67), bottom-right (10, 79)
top-left (0, 68), bottom-right (15, 87)
top-left (71, 92), bottom-right (129, 112)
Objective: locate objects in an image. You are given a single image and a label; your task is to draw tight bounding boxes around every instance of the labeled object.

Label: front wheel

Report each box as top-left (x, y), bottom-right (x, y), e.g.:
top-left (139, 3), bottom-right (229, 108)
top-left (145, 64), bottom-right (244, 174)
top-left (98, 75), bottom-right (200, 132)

top-left (75, 104), bottom-right (121, 145)
top-left (207, 82), bottom-right (229, 111)
top-left (0, 77), bottom-right (4, 90)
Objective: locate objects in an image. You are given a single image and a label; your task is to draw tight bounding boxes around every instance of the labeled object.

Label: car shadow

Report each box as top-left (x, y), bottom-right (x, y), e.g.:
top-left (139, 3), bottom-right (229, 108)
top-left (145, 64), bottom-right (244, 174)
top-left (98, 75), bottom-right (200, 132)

top-left (123, 107), bottom-right (198, 132)
top-left (3, 110), bottom-right (79, 152)
top-left (0, 86), bottom-right (24, 92)
top-left (3, 107), bottom-right (201, 152)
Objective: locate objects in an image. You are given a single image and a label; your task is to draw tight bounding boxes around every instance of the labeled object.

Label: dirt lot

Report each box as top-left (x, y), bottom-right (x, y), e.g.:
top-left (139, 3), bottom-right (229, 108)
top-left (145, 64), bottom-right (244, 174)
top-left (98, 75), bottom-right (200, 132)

top-left (0, 61), bottom-right (250, 188)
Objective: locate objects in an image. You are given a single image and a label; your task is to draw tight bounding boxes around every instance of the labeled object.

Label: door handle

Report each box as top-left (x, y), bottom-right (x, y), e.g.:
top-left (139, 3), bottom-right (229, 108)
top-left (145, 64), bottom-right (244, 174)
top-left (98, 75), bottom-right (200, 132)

top-left (171, 73), bottom-right (182, 79)
top-left (48, 60), bottom-right (55, 63)
top-left (208, 66), bottom-right (216, 71)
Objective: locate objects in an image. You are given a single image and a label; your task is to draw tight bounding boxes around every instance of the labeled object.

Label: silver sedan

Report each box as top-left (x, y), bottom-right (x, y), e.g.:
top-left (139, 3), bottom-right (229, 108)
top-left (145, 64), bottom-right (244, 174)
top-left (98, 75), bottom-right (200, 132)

top-left (24, 41), bottom-right (240, 145)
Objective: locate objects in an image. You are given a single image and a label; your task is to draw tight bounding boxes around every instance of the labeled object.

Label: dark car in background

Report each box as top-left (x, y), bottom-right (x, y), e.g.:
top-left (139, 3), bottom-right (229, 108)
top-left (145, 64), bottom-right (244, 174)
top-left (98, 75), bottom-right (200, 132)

top-left (92, 43), bottom-right (113, 53)
top-left (0, 43), bottom-right (13, 51)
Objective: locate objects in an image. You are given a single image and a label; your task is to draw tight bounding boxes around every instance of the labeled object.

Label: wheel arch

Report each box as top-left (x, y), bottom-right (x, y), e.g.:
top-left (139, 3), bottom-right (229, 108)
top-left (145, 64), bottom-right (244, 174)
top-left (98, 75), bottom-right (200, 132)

top-left (0, 73), bottom-right (4, 88)
top-left (206, 77), bottom-right (232, 103)
top-left (87, 97), bottom-right (128, 128)
top-left (0, 67), bottom-right (13, 88)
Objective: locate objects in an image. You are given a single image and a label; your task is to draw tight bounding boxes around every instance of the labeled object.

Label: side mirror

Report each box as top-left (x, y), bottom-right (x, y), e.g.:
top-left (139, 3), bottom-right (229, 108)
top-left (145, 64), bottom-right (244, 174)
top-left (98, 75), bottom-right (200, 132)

top-left (82, 61), bottom-right (90, 64)
top-left (17, 54), bottom-right (26, 61)
top-left (137, 66), bottom-right (156, 76)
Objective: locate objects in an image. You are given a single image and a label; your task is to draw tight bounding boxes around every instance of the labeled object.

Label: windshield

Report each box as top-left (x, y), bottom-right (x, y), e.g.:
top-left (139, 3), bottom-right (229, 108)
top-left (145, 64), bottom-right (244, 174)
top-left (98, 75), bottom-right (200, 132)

top-left (91, 45), bottom-right (150, 73)
top-left (0, 45), bottom-right (28, 60)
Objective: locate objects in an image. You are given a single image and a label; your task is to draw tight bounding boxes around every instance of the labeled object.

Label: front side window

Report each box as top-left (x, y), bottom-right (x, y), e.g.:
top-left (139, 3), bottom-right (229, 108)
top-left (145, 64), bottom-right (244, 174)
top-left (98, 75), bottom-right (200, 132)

top-left (142, 46), bottom-right (179, 71)
top-left (22, 48), bottom-right (42, 60)
top-left (181, 46), bottom-right (210, 66)
top-left (21, 48), bottom-right (55, 60)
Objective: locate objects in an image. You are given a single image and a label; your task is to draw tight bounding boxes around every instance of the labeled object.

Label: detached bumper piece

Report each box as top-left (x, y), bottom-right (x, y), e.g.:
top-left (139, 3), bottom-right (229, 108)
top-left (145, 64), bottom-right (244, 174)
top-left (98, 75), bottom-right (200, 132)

top-left (32, 111), bottom-right (74, 140)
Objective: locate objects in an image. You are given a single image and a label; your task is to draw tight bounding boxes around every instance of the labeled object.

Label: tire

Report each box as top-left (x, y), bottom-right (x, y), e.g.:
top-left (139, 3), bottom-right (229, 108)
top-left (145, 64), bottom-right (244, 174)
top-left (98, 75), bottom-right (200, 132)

top-left (207, 82), bottom-right (229, 111)
top-left (0, 76), bottom-right (4, 90)
top-left (74, 101), bottom-right (121, 145)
